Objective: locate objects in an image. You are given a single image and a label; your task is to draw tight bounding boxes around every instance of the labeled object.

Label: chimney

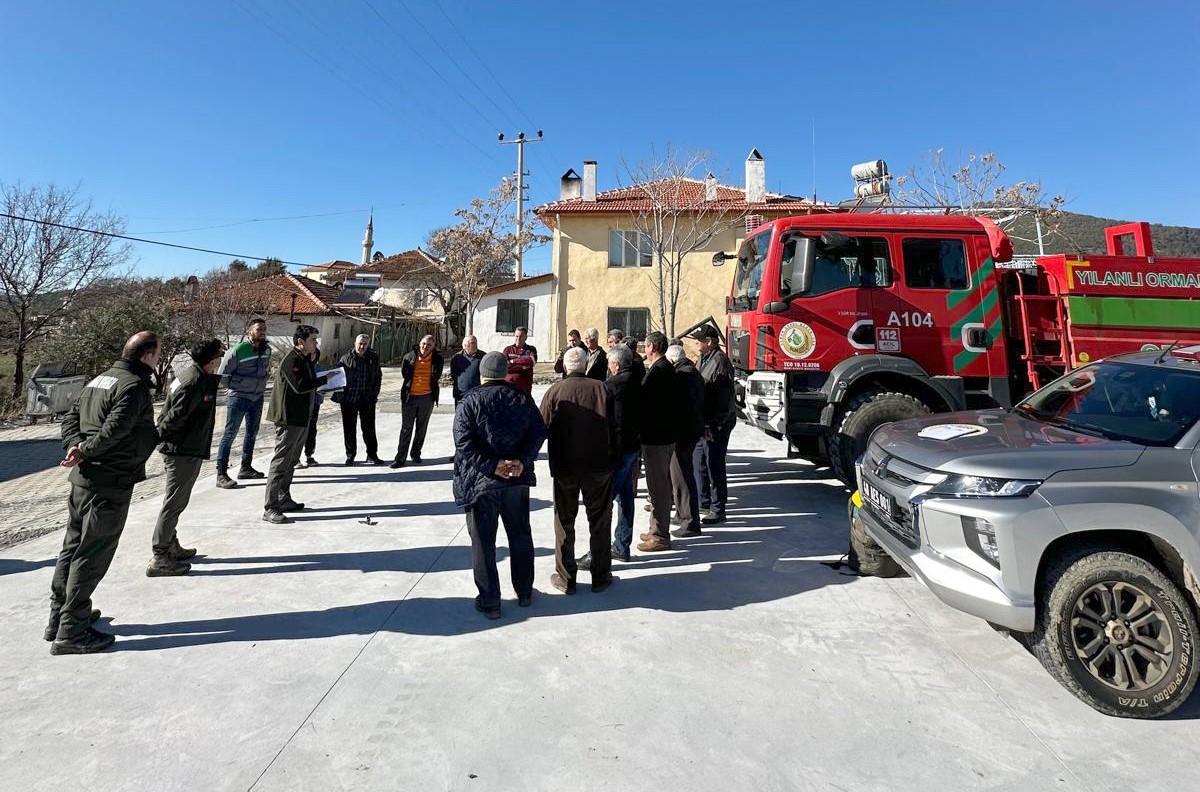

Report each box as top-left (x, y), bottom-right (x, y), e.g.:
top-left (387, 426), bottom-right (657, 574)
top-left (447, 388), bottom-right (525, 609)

top-left (745, 148), bottom-right (765, 205)
top-left (704, 172), bottom-right (718, 202)
top-left (582, 160), bottom-right (597, 202)
top-left (560, 168), bottom-right (582, 200)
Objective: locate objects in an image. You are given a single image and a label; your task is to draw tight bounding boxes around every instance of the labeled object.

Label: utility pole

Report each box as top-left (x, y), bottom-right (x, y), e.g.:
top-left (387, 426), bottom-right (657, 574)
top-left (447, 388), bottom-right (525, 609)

top-left (498, 130), bottom-right (543, 281)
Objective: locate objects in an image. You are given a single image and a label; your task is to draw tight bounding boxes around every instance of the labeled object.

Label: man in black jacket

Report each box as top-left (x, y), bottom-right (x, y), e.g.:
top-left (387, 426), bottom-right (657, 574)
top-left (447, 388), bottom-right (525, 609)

top-left (147, 338), bottom-right (224, 577)
top-left (339, 334), bottom-right (383, 465)
top-left (691, 326), bottom-right (737, 523)
top-left (392, 334), bottom-right (443, 467)
top-left (602, 343), bottom-right (641, 562)
top-left (637, 332), bottom-right (676, 552)
top-left (263, 325), bottom-right (329, 524)
top-left (450, 334), bottom-right (484, 404)
top-left (581, 327), bottom-right (608, 381)
top-left (667, 344), bottom-right (706, 538)
top-left (49, 331), bottom-right (161, 654)
top-left (453, 352), bottom-right (546, 619)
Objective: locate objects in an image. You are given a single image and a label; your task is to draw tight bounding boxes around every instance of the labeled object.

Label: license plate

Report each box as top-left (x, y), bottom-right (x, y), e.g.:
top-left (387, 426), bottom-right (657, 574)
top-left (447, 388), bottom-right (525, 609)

top-left (861, 480), bottom-right (896, 518)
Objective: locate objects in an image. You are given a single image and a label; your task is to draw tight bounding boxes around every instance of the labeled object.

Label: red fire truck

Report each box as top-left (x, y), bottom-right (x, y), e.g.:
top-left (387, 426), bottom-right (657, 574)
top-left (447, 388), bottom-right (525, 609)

top-left (720, 214), bottom-right (1200, 483)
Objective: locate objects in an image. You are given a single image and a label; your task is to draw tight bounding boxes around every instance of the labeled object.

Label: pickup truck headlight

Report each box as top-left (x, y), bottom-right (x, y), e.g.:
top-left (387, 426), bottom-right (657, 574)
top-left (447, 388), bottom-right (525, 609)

top-left (928, 474), bottom-right (1041, 498)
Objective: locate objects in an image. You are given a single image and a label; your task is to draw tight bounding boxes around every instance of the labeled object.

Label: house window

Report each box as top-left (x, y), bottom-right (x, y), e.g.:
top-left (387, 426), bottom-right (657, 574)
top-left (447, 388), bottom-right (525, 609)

top-left (333, 323), bottom-right (341, 339)
top-left (414, 289), bottom-right (427, 307)
top-left (903, 238), bottom-right (969, 290)
top-left (496, 298), bottom-right (530, 333)
top-left (607, 307), bottom-right (651, 340)
top-left (608, 230), bottom-right (653, 268)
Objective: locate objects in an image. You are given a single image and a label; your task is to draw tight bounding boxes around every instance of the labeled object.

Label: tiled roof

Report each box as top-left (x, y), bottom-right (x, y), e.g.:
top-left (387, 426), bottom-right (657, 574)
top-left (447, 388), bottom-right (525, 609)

top-left (535, 179), bottom-right (828, 223)
top-left (358, 248), bottom-right (441, 279)
top-left (301, 260), bottom-right (357, 271)
top-left (483, 273), bottom-right (553, 296)
top-left (221, 273), bottom-right (340, 315)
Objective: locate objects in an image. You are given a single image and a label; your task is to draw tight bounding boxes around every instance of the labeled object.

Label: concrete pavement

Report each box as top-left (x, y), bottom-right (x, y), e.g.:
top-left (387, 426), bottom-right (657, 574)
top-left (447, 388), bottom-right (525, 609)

top-left (1, 391), bottom-right (1198, 791)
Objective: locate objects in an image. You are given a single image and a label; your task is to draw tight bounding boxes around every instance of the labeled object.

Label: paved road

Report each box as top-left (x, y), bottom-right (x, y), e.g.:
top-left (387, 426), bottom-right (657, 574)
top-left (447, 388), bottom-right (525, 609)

top-left (1, 391), bottom-right (1197, 791)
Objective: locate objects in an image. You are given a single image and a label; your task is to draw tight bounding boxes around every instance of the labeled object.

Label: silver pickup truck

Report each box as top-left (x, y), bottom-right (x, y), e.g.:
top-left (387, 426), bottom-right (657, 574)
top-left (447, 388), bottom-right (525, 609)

top-left (851, 349), bottom-right (1200, 718)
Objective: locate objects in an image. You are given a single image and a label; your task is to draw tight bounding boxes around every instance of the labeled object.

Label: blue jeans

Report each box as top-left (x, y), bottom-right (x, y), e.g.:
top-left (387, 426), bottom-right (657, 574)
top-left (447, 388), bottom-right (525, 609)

top-left (217, 395), bottom-right (263, 470)
top-left (610, 450), bottom-right (640, 555)
top-left (693, 419), bottom-right (734, 515)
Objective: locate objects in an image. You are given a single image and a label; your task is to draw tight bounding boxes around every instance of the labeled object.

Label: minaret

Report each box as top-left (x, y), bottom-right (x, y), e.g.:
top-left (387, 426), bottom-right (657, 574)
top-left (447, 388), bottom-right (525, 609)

top-left (361, 212), bottom-right (374, 266)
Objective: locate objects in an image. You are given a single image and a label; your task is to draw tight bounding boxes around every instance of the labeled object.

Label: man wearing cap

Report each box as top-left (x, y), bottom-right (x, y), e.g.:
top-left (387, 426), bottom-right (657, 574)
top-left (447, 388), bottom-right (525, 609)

top-left (454, 352), bottom-right (546, 619)
top-left (693, 325), bottom-right (737, 523)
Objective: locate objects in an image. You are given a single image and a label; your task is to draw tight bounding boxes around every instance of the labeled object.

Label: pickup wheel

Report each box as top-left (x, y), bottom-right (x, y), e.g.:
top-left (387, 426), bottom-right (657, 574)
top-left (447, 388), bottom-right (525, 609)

top-left (1030, 548), bottom-right (1199, 718)
top-left (829, 390), bottom-right (930, 486)
top-left (847, 498), bottom-right (903, 578)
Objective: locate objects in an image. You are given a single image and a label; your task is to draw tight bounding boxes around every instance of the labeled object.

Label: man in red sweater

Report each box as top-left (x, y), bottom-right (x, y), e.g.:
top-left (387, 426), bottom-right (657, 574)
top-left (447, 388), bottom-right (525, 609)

top-left (502, 326), bottom-right (538, 394)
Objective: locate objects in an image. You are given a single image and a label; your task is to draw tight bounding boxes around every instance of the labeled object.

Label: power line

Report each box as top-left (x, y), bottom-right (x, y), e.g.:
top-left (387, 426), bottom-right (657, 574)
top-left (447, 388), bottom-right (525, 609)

top-left (1, 212), bottom-right (312, 268)
top-left (130, 205), bottom-right (407, 235)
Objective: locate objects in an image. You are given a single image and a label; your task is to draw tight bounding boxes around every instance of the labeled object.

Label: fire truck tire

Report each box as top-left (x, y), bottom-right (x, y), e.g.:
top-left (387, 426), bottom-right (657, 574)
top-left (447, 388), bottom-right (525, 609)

top-left (830, 390), bottom-right (931, 486)
top-left (848, 499), bottom-right (903, 578)
top-left (1030, 547), bottom-right (1199, 719)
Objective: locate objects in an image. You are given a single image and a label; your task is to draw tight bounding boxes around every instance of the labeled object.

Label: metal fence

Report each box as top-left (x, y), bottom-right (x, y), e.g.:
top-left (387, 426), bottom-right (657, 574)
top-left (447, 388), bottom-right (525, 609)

top-left (373, 319), bottom-right (438, 365)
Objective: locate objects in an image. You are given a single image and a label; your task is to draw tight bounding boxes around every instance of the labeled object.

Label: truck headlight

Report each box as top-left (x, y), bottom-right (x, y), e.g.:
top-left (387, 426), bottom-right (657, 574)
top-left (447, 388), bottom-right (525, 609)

top-left (928, 475), bottom-right (1040, 498)
top-left (749, 379), bottom-right (779, 398)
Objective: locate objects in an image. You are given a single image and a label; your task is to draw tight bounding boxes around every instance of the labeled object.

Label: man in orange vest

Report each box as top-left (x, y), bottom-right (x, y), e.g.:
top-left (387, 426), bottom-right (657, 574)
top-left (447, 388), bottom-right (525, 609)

top-left (392, 334), bottom-right (444, 468)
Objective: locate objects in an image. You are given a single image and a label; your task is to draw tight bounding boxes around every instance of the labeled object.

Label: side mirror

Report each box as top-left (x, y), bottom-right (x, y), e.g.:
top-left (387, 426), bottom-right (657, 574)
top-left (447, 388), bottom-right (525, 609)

top-left (780, 235), bottom-right (815, 298)
top-left (762, 301), bottom-right (789, 315)
top-left (712, 251), bottom-right (731, 267)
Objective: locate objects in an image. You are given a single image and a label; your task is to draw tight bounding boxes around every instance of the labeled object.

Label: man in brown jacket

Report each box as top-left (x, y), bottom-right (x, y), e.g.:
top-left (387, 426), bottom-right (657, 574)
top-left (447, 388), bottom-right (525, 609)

top-left (539, 346), bottom-right (618, 593)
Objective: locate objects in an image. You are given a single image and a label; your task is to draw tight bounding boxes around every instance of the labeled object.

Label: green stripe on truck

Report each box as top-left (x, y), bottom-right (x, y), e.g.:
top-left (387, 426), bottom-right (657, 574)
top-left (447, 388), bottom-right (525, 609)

top-left (1067, 296), bottom-right (1200, 329)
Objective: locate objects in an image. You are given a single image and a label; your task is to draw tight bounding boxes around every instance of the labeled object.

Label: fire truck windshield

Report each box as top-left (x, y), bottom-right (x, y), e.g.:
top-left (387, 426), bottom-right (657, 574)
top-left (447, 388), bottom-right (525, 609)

top-left (731, 228), bottom-right (772, 310)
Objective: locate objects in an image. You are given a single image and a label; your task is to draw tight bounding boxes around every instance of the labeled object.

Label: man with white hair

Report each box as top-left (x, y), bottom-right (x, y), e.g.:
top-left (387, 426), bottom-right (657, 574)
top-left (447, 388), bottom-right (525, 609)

top-left (582, 327), bottom-right (608, 381)
top-left (338, 333), bottom-right (383, 465)
top-left (540, 345), bottom-right (618, 593)
top-left (450, 334), bottom-right (485, 405)
top-left (392, 334), bottom-right (443, 468)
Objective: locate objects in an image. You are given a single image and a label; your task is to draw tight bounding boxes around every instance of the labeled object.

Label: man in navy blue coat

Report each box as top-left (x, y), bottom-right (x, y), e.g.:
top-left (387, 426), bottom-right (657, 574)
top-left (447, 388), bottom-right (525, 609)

top-left (453, 352), bottom-right (546, 619)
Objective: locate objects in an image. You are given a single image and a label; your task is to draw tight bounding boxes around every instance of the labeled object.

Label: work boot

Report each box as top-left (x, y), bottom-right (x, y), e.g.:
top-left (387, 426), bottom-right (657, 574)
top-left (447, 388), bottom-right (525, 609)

top-left (238, 464), bottom-right (265, 480)
top-left (146, 557), bottom-right (191, 577)
top-left (44, 609), bottom-right (101, 642)
top-left (262, 508), bottom-right (292, 525)
top-left (278, 499), bottom-right (305, 512)
top-left (671, 525), bottom-right (702, 538)
top-left (637, 537), bottom-right (672, 552)
top-left (474, 596), bottom-right (501, 620)
top-left (168, 539), bottom-right (197, 561)
top-left (550, 572), bottom-right (576, 594)
top-left (215, 468), bottom-right (238, 489)
top-left (50, 626), bottom-right (115, 655)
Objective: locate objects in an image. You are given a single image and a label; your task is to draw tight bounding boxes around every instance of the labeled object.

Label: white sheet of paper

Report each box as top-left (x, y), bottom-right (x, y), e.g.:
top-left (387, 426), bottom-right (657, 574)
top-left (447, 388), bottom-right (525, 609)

top-left (318, 367), bottom-right (347, 392)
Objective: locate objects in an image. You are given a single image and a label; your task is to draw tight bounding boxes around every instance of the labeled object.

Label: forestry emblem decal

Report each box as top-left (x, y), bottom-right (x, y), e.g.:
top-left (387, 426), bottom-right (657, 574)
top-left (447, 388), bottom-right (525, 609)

top-left (779, 322), bottom-right (817, 360)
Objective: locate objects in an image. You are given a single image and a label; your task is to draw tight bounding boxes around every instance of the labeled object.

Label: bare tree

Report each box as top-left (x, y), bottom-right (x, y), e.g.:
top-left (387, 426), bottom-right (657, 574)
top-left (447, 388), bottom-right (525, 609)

top-left (894, 149), bottom-right (1067, 252)
top-left (0, 183), bottom-right (130, 400)
top-left (619, 147), bottom-right (747, 337)
top-left (426, 178), bottom-right (546, 335)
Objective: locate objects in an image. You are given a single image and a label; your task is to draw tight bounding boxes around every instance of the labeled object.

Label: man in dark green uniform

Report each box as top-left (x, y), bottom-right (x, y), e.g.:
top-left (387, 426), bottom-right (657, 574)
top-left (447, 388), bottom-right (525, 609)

top-left (48, 331), bottom-right (161, 654)
top-left (147, 338), bottom-right (225, 577)
top-left (262, 325), bottom-right (328, 524)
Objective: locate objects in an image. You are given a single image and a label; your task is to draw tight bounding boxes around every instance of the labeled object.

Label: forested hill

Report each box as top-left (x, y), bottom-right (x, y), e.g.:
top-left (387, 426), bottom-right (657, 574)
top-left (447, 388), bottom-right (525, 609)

top-left (1007, 211), bottom-right (1200, 258)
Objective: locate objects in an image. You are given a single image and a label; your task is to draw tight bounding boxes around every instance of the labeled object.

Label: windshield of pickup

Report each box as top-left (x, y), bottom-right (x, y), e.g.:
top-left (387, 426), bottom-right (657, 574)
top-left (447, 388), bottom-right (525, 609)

top-left (731, 228), bottom-right (772, 310)
top-left (1016, 361), bottom-right (1200, 446)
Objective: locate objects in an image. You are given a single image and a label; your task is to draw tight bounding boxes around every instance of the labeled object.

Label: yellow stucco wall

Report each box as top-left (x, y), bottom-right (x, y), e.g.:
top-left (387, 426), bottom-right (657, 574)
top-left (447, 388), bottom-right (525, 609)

top-left (549, 216), bottom-right (745, 352)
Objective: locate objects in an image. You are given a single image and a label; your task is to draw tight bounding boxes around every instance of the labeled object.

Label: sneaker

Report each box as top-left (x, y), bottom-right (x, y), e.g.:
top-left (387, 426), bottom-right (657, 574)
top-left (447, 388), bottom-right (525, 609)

top-left (637, 537), bottom-right (672, 552)
top-left (262, 508), bottom-right (292, 525)
top-left (671, 525), bottom-right (702, 538)
top-left (550, 572), bottom-right (576, 594)
top-left (278, 499), bottom-right (305, 512)
top-left (215, 472), bottom-right (238, 489)
top-left (577, 552), bottom-right (593, 571)
top-left (389, 459), bottom-right (406, 469)
top-left (517, 593), bottom-right (533, 607)
top-left (366, 455), bottom-right (384, 465)
top-left (305, 457), bottom-right (318, 468)
top-left (146, 558), bottom-right (191, 577)
top-left (474, 596), bottom-right (501, 620)
top-left (591, 576), bottom-right (615, 593)
top-left (345, 457), bottom-right (356, 466)
top-left (50, 626), bottom-right (115, 655)
top-left (701, 511), bottom-right (726, 525)
top-left (610, 546), bottom-right (632, 563)
top-left (168, 540), bottom-right (197, 561)
top-left (44, 609), bottom-right (101, 642)
top-left (238, 465), bottom-right (265, 480)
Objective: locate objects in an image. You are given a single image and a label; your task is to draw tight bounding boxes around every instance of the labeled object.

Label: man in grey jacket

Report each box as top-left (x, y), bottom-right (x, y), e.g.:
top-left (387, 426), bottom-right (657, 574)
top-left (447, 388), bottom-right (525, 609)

top-left (214, 318), bottom-right (272, 488)
top-left (691, 326), bottom-right (737, 523)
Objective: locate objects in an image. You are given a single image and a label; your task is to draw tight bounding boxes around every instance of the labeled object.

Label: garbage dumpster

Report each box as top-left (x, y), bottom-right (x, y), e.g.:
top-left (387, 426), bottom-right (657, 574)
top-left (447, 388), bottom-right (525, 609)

top-left (26, 362), bottom-right (87, 417)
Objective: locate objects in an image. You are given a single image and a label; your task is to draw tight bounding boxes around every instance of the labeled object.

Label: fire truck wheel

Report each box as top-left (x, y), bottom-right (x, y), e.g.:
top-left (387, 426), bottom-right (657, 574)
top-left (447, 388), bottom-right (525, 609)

top-left (848, 498), bottom-right (903, 578)
top-left (1030, 546), bottom-right (1199, 719)
top-left (830, 390), bottom-right (930, 486)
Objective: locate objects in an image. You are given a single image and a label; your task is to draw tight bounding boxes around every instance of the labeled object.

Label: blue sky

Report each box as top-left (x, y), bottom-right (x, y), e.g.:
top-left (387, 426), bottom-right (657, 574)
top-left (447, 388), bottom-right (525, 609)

top-left (2, 0), bottom-right (1196, 278)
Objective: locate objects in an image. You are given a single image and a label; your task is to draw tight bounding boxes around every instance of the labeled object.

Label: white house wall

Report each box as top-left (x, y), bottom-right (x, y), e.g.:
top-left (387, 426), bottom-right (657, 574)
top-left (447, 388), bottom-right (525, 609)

top-left (472, 283), bottom-right (553, 356)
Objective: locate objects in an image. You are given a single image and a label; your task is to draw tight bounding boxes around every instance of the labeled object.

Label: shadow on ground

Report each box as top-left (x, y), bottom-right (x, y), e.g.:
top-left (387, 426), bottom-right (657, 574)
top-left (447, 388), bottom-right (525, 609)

top-left (0, 439), bottom-right (65, 482)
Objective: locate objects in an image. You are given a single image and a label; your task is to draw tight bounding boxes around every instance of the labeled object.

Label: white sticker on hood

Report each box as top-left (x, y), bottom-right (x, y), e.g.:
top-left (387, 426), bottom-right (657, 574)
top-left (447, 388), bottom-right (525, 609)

top-left (917, 423), bottom-right (989, 441)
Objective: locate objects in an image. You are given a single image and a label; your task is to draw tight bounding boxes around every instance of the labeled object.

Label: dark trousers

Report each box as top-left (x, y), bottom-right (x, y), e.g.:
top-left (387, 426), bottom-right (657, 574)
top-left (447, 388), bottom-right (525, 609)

top-left (152, 455), bottom-right (203, 557)
top-left (670, 439), bottom-right (701, 532)
top-left (304, 402), bottom-right (320, 457)
top-left (50, 483), bottom-right (133, 639)
top-left (611, 451), bottom-right (640, 554)
top-left (641, 443), bottom-right (675, 542)
top-left (552, 471), bottom-right (614, 583)
top-left (695, 419), bottom-right (734, 515)
top-left (264, 424), bottom-right (308, 509)
top-left (396, 393), bottom-right (434, 461)
top-left (340, 400), bottom-right (378, 459)
top-left (466, 486), bottom-right (534, 608)
top-left (216, 394), bottom-right (263, 470)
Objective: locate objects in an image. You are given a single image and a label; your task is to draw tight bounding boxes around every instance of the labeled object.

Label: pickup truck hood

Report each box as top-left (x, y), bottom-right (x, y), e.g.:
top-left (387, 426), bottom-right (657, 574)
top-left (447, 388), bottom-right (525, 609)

top-left (870, 409), bottom-right (1145, 480)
